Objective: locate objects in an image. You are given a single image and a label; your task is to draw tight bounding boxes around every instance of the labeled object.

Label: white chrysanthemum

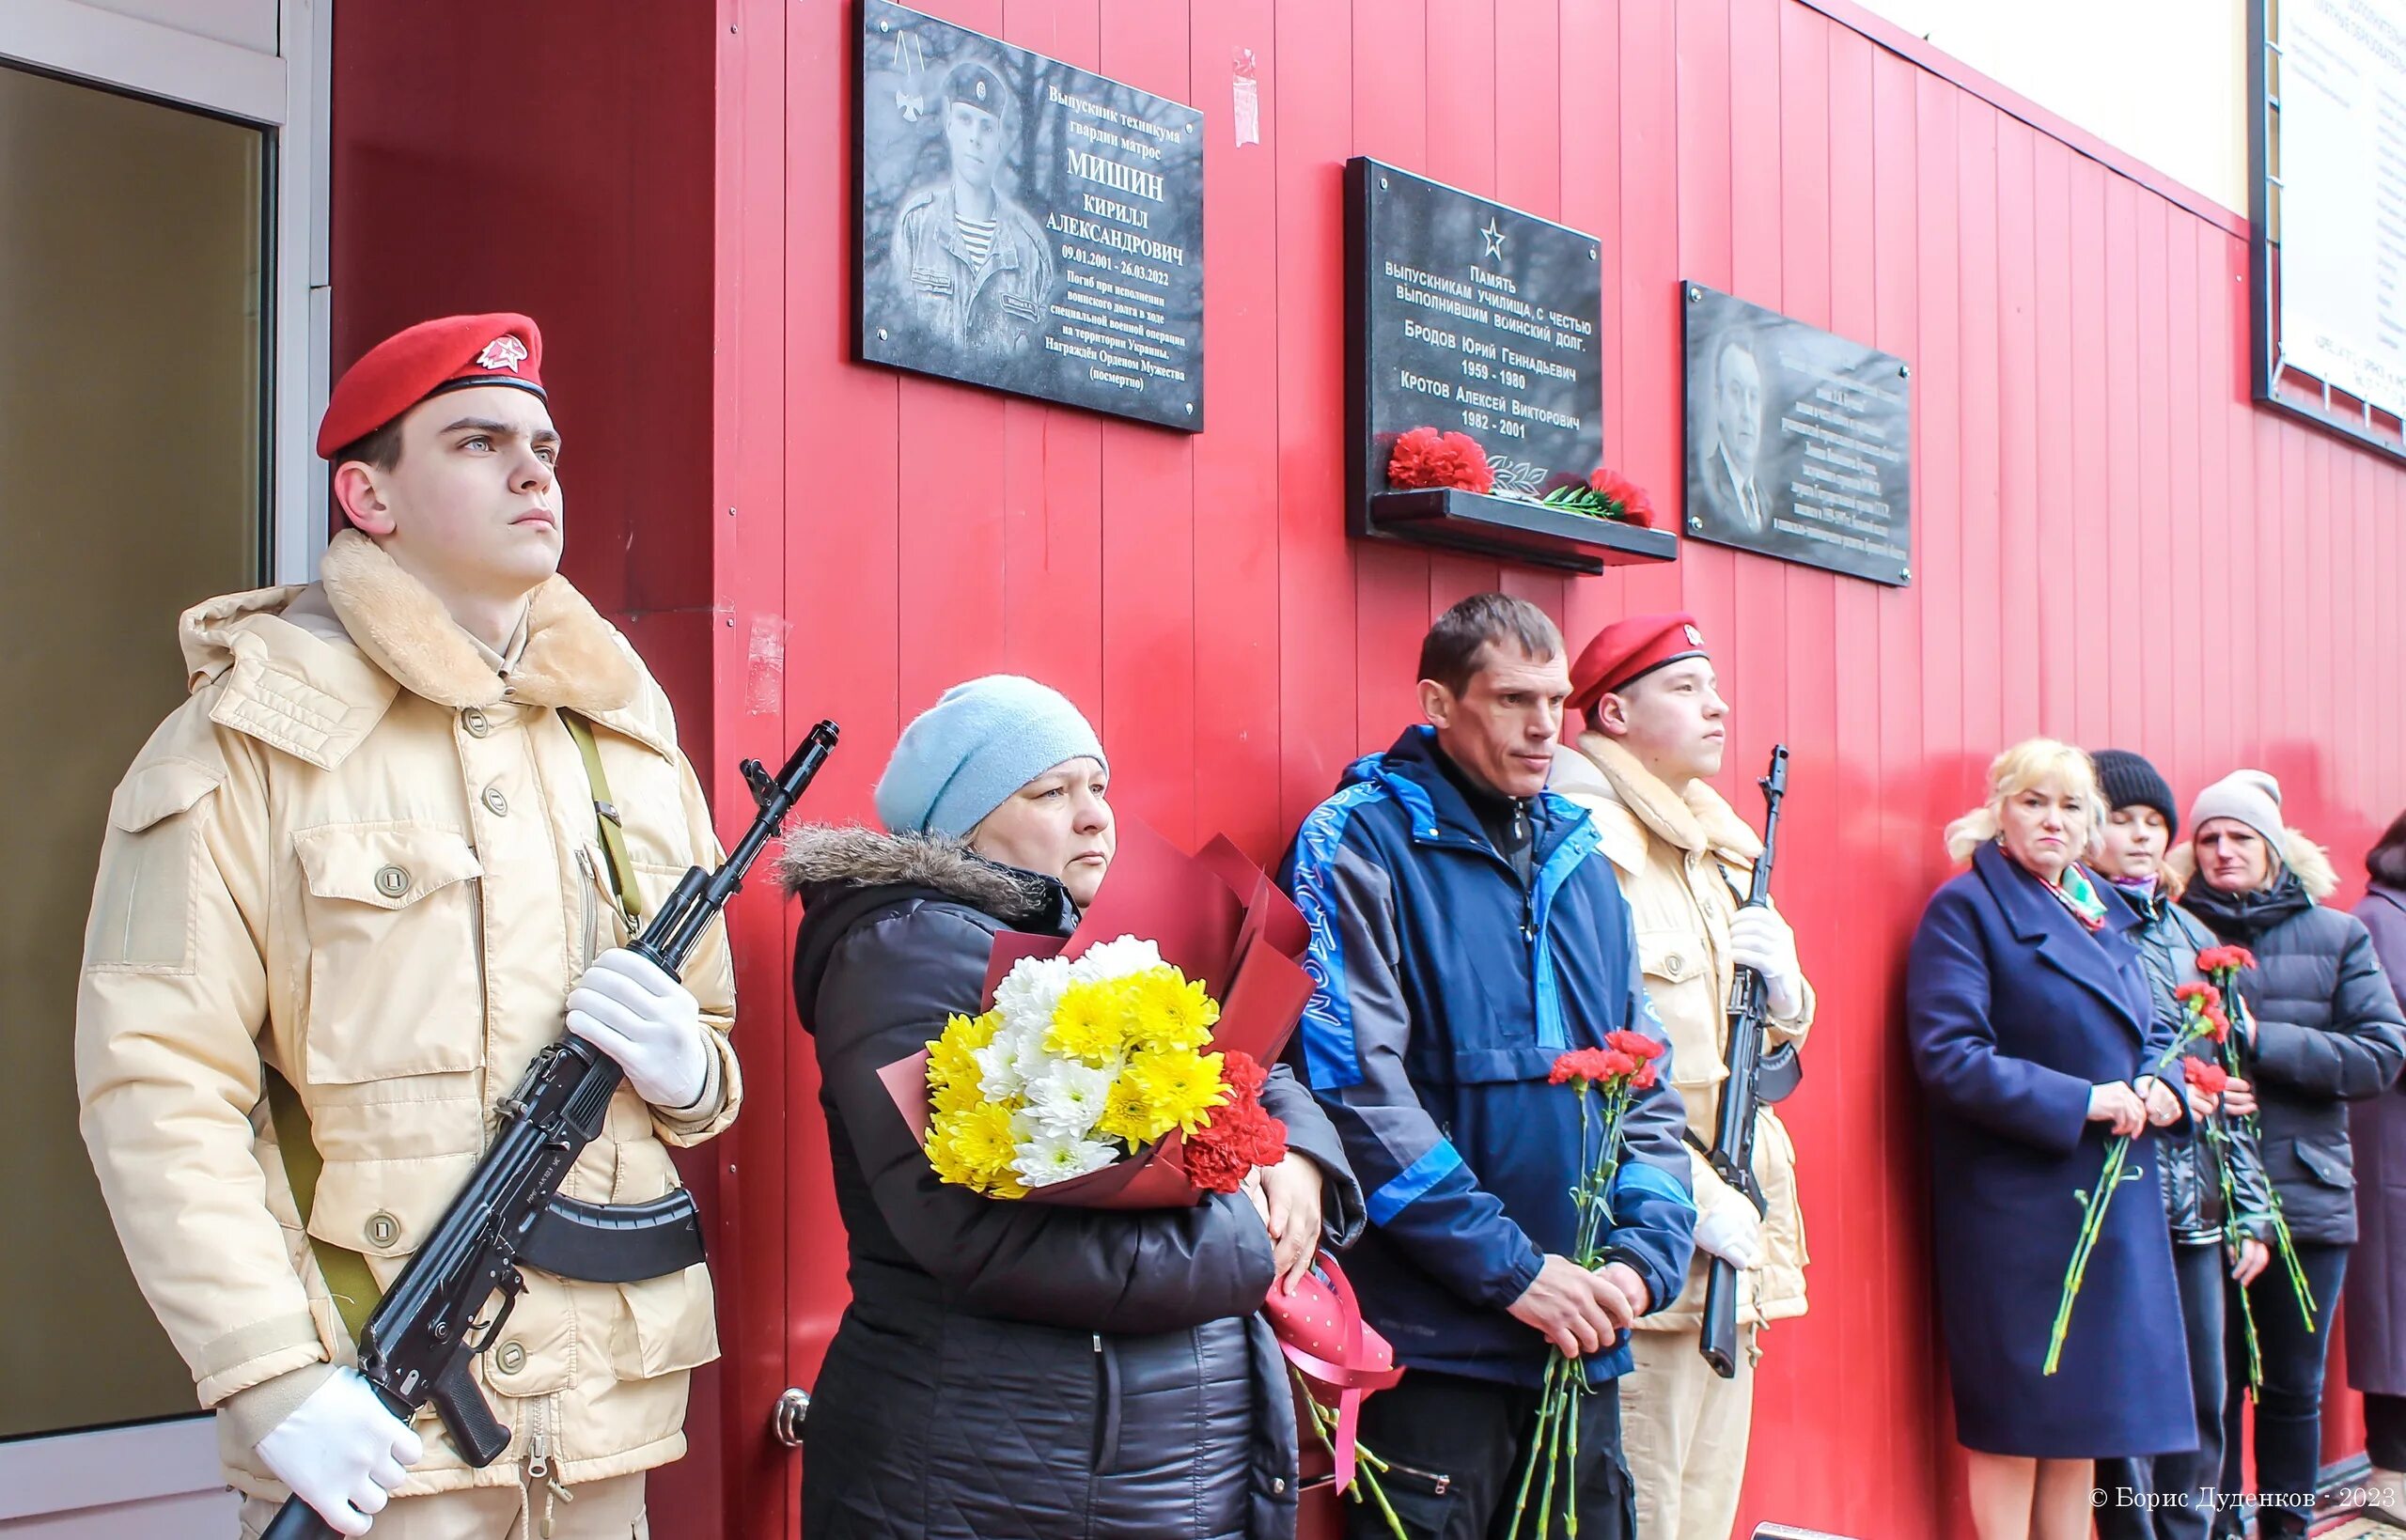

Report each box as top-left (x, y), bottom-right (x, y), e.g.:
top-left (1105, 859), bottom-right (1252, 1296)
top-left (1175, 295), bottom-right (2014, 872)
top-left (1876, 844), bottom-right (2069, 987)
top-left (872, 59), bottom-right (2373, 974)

top-left (993, 955), bottom-right (1074, 1034)
top-left (1008, 1029), bottom-right (1058, 1091)
top-left (1013, 1132), bottom-right (1120, 1188)
top-left (1022, 1061), bottom-right (1114, 1139)
top-left (973, 1037), bottom-right (1024, 1100)
top-left (1069, 935), bottom-right (1164, 983)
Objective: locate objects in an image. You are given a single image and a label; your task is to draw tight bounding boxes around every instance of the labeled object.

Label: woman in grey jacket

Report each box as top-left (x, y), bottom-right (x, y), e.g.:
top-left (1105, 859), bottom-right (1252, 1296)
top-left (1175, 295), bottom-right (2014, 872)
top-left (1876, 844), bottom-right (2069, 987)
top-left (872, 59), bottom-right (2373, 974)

top-left (781, 677), bottom-right (1365, 1540)
top-left (2172, 770), bottom-right (2406, 1540)
top-left (2087, 752), bottom-right (2273, 1540)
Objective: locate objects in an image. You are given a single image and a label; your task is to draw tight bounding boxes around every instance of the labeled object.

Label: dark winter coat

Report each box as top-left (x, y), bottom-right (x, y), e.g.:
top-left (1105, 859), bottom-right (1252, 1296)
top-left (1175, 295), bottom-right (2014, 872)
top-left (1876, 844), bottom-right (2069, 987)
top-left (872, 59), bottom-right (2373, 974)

top-left (2179, 855), bottom-right (2406, 1246)
top-left (2346, 883), bottom-right (2406, 1395)
top-left (2108, 879), bottom-right (2275, 1244)
top-left (780, 828), bottom-right (1367, 1540)
top-left (1905, 843), bottom-right (2196, 1458)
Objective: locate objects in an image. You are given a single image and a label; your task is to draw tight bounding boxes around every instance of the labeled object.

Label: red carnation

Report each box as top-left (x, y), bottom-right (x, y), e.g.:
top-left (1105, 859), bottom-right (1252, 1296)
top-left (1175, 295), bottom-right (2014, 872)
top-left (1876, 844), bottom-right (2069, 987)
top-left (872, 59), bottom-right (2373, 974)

top-left (2172, 982), bottom-right (2223, 1008)
top-left (1605, 1030), bottom-right (1666, 1063)
top-left (1221, 1050), bottom-right (1271, 1100)
top-left (2187, 1060), bottom-right (2230, 1098)
top-left (2198, 945), bottom-right (2258, 974)
top-left (1188, 1070), bottom-right (1290, 1195)
top-left (1183, 1129), bottom-right (1255, 1194)
top-left (1586, 468), bottom-right (1660, 528)
top-left (1386, 427), bottom-right (1496, 494)
top-left (2205, 1006), bottom-right (2232, 1043)
top-left (1631, 1060), bottom-right (1660, 1092)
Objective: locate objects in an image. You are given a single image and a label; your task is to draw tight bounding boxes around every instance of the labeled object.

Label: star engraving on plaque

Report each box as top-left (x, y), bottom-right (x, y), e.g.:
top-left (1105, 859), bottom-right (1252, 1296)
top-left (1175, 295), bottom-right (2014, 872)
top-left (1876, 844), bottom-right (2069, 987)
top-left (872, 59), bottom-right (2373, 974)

top-left (1479, 215), bottom-right (1508, 261)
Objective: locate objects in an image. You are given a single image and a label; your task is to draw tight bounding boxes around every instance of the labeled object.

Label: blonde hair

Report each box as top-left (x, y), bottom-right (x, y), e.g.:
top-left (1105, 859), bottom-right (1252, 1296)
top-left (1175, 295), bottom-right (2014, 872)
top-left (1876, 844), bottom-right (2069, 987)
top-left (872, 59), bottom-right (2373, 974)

top-left (1944, 739), bottom-right (2107, 865)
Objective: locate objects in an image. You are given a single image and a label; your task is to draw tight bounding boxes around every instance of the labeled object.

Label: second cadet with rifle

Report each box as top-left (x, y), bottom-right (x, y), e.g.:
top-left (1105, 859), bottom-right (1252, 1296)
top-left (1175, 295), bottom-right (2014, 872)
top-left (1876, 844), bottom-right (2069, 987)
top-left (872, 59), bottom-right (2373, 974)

top-left (1552, 614), bottom-right (1817, 1540)
top-left (77, 316), bottom-right (746, 1538)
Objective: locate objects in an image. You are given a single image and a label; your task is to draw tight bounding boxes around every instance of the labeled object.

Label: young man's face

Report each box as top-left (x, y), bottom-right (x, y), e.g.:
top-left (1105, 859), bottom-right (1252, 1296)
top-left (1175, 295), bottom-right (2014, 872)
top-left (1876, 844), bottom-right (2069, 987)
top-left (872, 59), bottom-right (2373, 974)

top-left (1596, 657), bottom-right (1726, 786)
top-left (2196, 817), bottom-right (2275, 893)
top-left (945, 101), bottom-right (1002, 192)
top-left (337, 385), bottom-right (563, 601)
top-left (2100, 805), bottom-right (2170, 881)
top-left (1423, 644), bottom-right (1570, 801)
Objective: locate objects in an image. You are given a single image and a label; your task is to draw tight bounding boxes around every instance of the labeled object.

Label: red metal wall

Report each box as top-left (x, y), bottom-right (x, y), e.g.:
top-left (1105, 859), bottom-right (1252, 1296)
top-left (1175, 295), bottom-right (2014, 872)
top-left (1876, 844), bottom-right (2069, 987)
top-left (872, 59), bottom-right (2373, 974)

top-left (333, 0), bottom-right (2406, 1534)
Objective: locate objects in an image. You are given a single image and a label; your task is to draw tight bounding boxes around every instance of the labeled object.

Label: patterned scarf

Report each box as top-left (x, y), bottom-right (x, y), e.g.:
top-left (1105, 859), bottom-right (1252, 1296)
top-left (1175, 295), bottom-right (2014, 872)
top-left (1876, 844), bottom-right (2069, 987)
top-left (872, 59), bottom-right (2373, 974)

top-left (2044, 861), bottom-right (2111, 931)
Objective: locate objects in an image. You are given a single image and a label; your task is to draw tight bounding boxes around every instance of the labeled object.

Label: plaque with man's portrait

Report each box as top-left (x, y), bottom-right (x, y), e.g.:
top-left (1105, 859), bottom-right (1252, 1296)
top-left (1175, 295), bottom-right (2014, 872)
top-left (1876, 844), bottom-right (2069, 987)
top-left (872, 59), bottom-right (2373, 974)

top-left (854, 3), bottom-right (1205, 430)
top-left (1681, 284), bottom-right (1912, 584)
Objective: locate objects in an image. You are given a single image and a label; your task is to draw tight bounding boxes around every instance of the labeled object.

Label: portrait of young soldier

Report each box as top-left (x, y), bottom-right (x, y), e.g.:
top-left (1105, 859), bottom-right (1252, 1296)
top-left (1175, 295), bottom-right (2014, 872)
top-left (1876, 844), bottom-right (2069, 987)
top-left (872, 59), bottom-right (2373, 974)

top-left (1551, 614), bottom-right (1815, 1540)
top-left (889, 57), bottom-right (1054, 355)
top-left (74, 314), bottom-right (738, 1538)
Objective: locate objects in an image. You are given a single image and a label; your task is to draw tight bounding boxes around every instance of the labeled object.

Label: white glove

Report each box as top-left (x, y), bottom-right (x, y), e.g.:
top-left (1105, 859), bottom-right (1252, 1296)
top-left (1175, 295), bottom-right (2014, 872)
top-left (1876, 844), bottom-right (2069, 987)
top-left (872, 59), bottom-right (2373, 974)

top-left (1694, 1201), bottom-right (1765, 1271)
top-left (253, 1367), bottom-right (421, 1535)
top-left (1727, 906), bottom-right (1805, 1020)
top-left (568, 947), bottom-right (708, 1110)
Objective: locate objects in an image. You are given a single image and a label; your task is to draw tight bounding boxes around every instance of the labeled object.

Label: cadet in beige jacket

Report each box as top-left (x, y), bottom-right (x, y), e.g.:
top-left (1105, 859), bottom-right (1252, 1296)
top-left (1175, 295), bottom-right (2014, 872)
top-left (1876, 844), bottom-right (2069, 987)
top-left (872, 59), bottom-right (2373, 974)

top-left (74, 314), bottom-right (738, 1538)
top-left (1551, 614), bottom-right (1813, 1540)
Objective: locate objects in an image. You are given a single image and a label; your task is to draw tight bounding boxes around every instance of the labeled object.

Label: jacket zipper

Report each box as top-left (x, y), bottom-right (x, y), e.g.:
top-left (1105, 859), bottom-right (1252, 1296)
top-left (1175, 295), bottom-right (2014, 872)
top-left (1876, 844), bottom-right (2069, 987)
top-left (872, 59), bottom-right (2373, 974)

top-left (1380, 1454), bottom-right (1452, 1495)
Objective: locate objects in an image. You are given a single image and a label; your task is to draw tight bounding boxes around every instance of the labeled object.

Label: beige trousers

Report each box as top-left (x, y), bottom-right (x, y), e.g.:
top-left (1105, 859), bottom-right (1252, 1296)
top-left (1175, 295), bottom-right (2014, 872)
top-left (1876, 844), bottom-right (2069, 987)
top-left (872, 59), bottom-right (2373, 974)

top-left (237, 1472), bottom-right (646, 1540)
top-left (1617, 1325), bottom-right (1757, 1540)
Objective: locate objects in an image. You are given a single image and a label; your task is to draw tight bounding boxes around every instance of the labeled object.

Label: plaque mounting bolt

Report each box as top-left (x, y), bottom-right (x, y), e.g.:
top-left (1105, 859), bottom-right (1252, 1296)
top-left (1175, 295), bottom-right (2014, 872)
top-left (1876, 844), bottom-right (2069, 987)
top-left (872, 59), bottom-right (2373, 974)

top-left (1185, 403), bottom-right (1195, 414)
top-left (1688, 287), bottom-right (1703, 303)
top-left (1900, 567), bottom-right (1914, 582)
top-left (1898, 363), bottom-right (1910, 378)
top-left (1379, 177), bottom-right (1389, 190)
top-left (877, 19), bottom-right (890, 31)
top-left (1689, 517), bottom-right (1704, 533)
top-left (1589, 248), bottom-right (1599, 261)
top-left (877, 328), bottom-right (889, 341)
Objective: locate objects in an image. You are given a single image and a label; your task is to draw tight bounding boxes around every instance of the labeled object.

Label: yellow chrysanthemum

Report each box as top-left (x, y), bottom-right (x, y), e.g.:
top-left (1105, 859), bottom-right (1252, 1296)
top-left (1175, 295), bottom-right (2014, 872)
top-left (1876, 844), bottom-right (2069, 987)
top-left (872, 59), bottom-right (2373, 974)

top-left (931, 1074), bottom-right (987, 1120)
top-left (926, 1101), bottom-right (1026, 1197)
top-left (1045, 980), bottom-right (1129, 1066)
top-left (1122, 1047), bottom-right (1229, 1136)
top-left (1096, 1071), bottom-right (1177, 1146)
top-left (1125, 968), bottom-right (1219, 1052)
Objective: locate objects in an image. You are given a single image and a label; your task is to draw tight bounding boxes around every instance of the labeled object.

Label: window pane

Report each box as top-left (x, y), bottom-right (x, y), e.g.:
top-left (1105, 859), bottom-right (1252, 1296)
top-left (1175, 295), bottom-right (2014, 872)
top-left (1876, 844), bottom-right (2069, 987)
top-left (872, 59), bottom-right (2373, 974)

top-left (0, 61), bottom-right (268, 1439)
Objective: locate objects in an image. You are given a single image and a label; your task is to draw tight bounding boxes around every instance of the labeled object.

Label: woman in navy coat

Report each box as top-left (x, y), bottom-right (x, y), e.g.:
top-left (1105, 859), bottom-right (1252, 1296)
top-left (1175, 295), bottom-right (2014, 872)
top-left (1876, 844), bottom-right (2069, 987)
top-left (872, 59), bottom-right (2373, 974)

top-left (1906, 739), bottom-right (2198, 1540)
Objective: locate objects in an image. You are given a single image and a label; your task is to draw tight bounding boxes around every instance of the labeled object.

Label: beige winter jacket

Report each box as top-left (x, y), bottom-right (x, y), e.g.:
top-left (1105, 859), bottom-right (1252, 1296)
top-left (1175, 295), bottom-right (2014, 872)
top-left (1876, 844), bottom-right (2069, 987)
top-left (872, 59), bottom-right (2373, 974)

top-left (74, 532), bottom-right (739, 1500)
top-left (1551, 733), bottom-right (1812, 1332)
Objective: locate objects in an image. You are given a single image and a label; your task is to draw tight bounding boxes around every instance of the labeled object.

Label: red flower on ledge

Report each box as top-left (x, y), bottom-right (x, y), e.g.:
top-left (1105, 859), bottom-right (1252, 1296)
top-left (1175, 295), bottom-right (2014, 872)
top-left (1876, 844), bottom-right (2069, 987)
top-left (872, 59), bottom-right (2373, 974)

top-left (1586, 468), bottom-right (1660, 529)
top-left (1385, 426), bottom-right (1495, 494)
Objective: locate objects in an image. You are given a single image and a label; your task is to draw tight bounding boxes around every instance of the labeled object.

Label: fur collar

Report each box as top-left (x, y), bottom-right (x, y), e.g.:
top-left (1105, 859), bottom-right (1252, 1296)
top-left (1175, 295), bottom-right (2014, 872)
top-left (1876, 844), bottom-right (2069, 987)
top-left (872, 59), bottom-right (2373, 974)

top-left (1555, 731), bottom-right (1762, 869)
top-left (2165, 827), bottom-right (2339, 903)
top-left (776, 824), bottom-right (1057, 919)
top-left (319, 531), bottom-right (640, 717)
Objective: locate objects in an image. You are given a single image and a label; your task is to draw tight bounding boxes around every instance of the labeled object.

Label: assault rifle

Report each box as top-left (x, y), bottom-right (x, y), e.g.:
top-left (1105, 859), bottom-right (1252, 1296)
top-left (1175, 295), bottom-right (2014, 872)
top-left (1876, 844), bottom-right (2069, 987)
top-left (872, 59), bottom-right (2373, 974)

top-left (263, 721), bottom-right (839, 1539)
top-left (1697, 743), bottom-right (1792, 1379)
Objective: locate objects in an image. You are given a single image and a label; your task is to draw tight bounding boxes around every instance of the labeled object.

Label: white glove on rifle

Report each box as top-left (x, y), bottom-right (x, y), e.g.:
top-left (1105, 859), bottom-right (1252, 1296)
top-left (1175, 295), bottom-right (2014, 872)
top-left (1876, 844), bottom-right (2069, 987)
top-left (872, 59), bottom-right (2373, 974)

top-left (253, 1366), bottom-right (421, 1535)
top-left (1694, 1201), bottom-right (1765, 1271)
top-left (1726, 905), bottom-right (1805, 1020)
top-left (568, 947), bottom-right (708, 1110)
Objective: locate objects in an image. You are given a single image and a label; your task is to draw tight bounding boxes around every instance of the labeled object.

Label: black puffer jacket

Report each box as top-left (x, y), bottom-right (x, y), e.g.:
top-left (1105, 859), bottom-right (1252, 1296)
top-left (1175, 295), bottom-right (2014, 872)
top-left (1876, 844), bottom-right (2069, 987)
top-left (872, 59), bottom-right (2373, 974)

top-left (2111, 879), bottom-right (2275, 1243)
top-left (2181, 861), bottom-right (2406, 1245)
top-left (781, 828), bottom-right (1367, 1540)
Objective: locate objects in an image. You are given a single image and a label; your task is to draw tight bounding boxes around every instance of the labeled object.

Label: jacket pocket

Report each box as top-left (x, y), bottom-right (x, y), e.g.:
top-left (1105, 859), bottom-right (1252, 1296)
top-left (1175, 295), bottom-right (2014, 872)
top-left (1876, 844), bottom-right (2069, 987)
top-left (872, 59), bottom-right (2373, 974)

top-left (2294, 1133), bottom-right (2356, 1190)
top-left (608, 1264), bottom-right (720, 1380)
top-left (293, 823), bottom-right (485, 1084)
top-left (1636, 925), bottom-right (1724, 1094)
top-left (1377, 1455), bottom-right (1462, 1532)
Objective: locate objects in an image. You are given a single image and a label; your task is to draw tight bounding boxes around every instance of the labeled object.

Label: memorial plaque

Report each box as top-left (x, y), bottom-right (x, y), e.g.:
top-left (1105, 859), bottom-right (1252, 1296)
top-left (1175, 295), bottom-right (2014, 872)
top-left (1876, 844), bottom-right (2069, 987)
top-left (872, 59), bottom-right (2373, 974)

top-left (855, 3), bottom-right (1204, 429)
top-left (1681, 283), bottom-right (1912, 584)
top-left (1347, 158), bottom-right (1670, 573)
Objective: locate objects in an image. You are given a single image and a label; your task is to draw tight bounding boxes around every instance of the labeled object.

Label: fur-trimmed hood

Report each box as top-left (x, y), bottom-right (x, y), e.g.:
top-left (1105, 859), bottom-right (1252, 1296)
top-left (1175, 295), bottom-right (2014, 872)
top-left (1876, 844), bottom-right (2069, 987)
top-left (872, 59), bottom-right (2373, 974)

top-left (2165, 826), bottom-right (2339, 902)
top-left (776, 823), bottom-right (1057, 918)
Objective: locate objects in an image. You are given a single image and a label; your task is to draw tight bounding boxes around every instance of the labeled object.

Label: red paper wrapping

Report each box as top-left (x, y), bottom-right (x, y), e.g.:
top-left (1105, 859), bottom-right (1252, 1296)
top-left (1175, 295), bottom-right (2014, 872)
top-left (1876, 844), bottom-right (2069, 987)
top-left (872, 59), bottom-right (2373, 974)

top-left (881, 812), bottom-right (1318, 1209)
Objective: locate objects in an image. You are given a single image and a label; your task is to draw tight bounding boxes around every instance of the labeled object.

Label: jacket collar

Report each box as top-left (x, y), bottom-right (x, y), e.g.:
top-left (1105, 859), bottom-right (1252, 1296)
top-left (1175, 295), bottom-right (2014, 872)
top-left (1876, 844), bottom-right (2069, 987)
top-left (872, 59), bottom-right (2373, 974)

top-left (1367, 726), bottom-right (1588, 864)
top-left (319, 531), bottom-right (643, 719)
top-left (1974, 840), bottom-right (2144, 1036)
top-left (1555, 732), bottom-right (1762, 872)
top-left (2181, 868), bottom-right (2316, 941)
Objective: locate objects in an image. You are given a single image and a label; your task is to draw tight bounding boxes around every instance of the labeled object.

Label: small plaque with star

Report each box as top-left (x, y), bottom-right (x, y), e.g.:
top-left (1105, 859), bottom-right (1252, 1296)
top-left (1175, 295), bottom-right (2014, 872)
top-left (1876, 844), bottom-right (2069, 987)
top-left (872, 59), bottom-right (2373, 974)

top-left (1345, 156), bottom-right (1665, 573)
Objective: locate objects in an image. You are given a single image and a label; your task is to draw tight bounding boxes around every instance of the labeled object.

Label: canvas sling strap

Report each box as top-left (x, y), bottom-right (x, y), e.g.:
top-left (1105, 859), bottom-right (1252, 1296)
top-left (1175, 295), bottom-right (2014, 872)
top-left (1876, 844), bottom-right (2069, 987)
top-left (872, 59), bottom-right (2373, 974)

top-left (267, 709), bottom-right (644, 1343)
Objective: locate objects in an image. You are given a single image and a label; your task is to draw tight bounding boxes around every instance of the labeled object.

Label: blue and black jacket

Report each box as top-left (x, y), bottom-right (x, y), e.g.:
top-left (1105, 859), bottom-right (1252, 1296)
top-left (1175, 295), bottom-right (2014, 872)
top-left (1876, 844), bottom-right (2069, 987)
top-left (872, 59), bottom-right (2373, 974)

top-left (1279, 726), bottom-right (1696, 1387)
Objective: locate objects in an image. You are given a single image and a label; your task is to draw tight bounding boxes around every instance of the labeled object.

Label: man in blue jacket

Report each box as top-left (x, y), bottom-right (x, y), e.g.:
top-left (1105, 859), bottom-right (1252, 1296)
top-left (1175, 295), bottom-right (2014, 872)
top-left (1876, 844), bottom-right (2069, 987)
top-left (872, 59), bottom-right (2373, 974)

top-left (1283, 593), bottom-right (1696, 1540)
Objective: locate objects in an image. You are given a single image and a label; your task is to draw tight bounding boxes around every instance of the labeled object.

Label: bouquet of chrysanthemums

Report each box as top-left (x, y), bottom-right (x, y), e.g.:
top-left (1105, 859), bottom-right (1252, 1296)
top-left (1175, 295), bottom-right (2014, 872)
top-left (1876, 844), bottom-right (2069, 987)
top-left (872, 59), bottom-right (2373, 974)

top-left (880, 814), bottom-right (1318, 1208)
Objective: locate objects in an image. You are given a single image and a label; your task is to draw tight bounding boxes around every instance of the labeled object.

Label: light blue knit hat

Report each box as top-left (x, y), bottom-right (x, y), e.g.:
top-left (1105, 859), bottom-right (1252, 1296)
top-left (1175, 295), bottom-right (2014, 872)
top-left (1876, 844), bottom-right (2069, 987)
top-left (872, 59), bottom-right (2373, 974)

top-left (874, 676), bottom-right (1108, 837)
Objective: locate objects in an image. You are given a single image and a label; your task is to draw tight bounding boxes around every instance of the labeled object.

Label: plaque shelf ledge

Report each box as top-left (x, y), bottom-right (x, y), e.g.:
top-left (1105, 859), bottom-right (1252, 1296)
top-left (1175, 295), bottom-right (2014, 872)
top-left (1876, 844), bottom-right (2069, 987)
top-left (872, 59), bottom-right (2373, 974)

top-left (1362, 489), bottom-right (1680, 575)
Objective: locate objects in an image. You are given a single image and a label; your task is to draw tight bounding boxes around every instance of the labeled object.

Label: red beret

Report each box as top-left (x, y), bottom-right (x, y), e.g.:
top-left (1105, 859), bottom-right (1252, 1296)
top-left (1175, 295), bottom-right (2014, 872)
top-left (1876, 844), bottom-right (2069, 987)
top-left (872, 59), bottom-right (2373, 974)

top-left (1567, 613), bottom-right (1711, 714)
top-left (317, 312), bottom-right (545, 458)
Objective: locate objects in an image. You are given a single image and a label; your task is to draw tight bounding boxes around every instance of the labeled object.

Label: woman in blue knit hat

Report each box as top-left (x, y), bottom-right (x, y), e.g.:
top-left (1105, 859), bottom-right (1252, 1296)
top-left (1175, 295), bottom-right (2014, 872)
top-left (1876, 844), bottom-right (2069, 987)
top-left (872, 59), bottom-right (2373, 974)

top-left (775, 677), bottom-right (1363, 1540)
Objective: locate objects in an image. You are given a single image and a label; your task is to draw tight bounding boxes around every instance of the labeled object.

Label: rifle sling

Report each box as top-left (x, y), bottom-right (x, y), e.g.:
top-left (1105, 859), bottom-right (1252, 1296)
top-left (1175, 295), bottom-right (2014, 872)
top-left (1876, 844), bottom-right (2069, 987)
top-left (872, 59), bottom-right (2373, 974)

top-left (266, 709), bottom-right (646, 1346)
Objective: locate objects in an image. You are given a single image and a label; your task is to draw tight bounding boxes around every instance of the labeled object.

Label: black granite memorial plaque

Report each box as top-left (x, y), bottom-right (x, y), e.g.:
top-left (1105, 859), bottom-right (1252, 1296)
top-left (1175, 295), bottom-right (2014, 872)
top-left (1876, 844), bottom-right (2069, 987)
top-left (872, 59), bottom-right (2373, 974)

top-left (1345, 157), bottom-right (1673, 573)
top-left (856, 3), bottom-right (1204, 429)
top-left (1681, 283), bottom-right (1912, 584)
